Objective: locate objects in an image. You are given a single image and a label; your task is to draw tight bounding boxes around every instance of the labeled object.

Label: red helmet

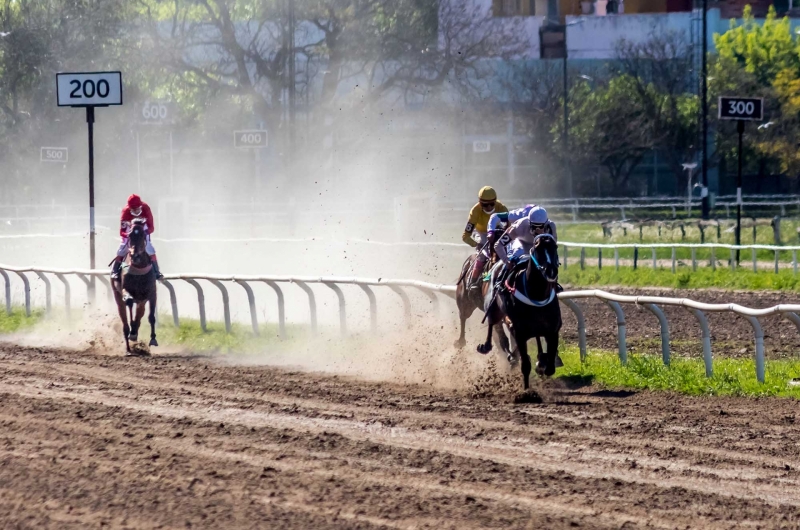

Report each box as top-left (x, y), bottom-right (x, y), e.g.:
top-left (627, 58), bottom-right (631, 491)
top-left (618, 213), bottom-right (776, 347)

top-left (127, 194), bottom-right (143, 210)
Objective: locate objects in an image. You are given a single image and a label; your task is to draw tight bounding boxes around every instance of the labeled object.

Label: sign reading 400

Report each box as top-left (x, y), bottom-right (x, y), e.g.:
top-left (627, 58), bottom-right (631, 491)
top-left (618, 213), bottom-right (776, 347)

top-left (234, 130), bottom-right (268, 149)
top-left (57, 71), bottom-right (123, 107)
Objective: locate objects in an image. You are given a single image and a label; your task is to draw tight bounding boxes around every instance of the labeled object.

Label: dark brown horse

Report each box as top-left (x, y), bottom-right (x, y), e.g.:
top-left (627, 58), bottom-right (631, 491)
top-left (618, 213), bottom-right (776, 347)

top-left (111, 219), bottom-right (158, 354)
top-left (478, 234), bottom-right (562, 389)
top-left (454, 251), bottom-right (514, 363)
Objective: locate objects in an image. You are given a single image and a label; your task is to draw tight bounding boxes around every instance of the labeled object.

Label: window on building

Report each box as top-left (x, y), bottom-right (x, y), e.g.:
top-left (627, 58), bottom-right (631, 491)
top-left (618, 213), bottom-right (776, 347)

top-left (493, 0), bottom-right (535, 16)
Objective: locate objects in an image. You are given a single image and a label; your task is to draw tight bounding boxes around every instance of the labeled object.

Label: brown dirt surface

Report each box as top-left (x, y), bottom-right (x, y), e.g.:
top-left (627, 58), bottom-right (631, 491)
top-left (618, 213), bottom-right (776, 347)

top-left (561, 287), bottom-right (800, 359)
top-left (1, 344), bottom-right (800, 529)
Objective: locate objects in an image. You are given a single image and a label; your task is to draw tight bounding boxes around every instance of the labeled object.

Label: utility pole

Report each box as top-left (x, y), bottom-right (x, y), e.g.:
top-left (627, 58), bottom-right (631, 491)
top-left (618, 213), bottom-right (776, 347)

top-left (701, 0), bottom-right (710, 219)
top-left (287, 0), bottom-right (296, 160)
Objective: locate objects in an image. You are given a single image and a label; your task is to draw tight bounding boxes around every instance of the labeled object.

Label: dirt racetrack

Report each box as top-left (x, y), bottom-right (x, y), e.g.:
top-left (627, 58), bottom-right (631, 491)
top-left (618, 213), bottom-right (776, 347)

top-left (2, 344), bottom-right (800, 529)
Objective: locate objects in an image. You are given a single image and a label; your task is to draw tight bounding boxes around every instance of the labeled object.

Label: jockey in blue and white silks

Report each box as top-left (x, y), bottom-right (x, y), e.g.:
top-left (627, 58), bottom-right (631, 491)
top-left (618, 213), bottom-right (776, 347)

top-left (494, 206), bottom-right (558, 266)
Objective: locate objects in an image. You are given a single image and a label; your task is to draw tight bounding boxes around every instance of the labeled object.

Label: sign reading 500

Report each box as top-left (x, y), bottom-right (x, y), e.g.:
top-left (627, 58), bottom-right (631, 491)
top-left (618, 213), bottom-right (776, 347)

top-left (57, 72), bottom-right (123, 107)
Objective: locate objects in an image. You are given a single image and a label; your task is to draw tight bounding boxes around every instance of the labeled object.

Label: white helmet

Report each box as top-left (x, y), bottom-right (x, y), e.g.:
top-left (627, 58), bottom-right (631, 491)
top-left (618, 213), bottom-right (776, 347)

top-left (528, 206), bottom-right (548, 231)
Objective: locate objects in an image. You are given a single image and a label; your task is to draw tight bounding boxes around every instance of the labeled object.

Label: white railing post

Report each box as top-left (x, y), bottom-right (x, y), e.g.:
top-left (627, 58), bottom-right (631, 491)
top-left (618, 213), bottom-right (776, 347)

top-left (358, 285), bottom-right (378, 333)
top-left (743, 315), bottom-right (765, 383)
top-left (34, 271), bottom-right (52, 316)
top-left (652, 248), bottom-right (657, 269)
top-left (183, 279), bottom-right (207, 332)
top-left (293, 281), bottom-right (318, 334)
top-left (0, 268), bottom-right (11, 315)
top-left (752, 248), bottom-right (757, 272)
top-left (206, 280), bottom-right (231, 334)
top-left (13, 272), bottom-right (31, 317)
top-left (614, 248), bottom-right (619, 271)
top-left (160, 280), bottom-right (180, 328)
top-left (234, 279), bottom-right (259, 336)
top-left (323, 282), bottom-right (347, 337)
top-left (603, 300), bottom-right (627, 364)
top-left (691, 248), bottom-right (697, 272)
top-left (644, 303), bottom-right (670, 366)
top-left (54, 273), bottom-right (71, 320)
top-left (560, 299), bottom-right (587, 362)
top-left (264, 281), bottom-right (286, 339)
top-left (671, 248), bottom-right (676, 273)
top-left (689, 309), bottom-right (713, 377)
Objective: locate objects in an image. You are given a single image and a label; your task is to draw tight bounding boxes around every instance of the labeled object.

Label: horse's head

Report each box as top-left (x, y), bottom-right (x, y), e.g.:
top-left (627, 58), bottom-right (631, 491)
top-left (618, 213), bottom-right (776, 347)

top-left (127, 219), bottom-right (150, 266)
top-left (531, 234), bottom-right (559, 283)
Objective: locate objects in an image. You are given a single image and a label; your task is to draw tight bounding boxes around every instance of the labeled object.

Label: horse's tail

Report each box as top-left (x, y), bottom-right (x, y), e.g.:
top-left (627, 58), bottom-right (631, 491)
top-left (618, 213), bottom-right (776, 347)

top-left (456, 254), bottom-right (475, 286)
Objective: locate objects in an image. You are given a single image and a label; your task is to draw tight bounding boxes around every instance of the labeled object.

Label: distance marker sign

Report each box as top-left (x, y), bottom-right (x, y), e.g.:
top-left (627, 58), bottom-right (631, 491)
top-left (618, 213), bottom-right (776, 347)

top-left (718, 97), bottom-right (763, 121)
top-left (57, 72), bottom-right (122, 107)
top-left (234, 130), bottom-right (268, 148)
top-left (41, 147), bottom-right (68, 163)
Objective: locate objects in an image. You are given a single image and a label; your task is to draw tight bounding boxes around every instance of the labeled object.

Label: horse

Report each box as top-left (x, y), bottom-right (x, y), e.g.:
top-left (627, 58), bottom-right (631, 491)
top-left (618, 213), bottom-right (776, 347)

top-left (454, 248), bottom-right (514, 363)
top-left (478, 234), bottom-right (561, 390)
top-left (111, 219), bottom-right (158, 355)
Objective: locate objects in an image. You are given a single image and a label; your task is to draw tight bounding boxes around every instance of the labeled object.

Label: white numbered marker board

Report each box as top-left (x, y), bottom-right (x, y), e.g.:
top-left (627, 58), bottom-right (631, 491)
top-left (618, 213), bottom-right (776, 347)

top-left (234, 130), bottom-right (269, 148)
top-left (41, 147), bottom-right (68, 163)
top-left (57, 72), bottom-right (123, 107)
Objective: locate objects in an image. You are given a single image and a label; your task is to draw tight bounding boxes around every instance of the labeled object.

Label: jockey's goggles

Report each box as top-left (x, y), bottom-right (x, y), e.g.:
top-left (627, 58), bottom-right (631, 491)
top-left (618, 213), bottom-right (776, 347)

top-left (480, 200), bottom-right (496, 213)
top-left (130, 207), bottom-right (143, 217)
top-left (530, 222), bottom-right (547, 232)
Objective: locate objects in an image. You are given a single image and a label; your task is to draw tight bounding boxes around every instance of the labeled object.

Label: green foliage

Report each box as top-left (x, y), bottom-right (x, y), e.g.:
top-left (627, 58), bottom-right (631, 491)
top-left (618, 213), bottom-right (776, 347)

top-left (711, 5), bottom-right (800, 176)
top-left (0, 307), bottom-right (44, 334)
top-left (558, 346), bottom-right (800, 398)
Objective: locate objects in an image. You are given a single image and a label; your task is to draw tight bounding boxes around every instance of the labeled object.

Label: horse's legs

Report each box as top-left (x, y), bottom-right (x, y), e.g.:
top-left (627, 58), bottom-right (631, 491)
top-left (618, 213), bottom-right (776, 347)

top-left (454, 286), bottom-right (476, 349)
top-left (129, 303), bottom-right (146, 341)
top-left (494, 323), bottom-right (512, 360)
top-left (518, 337), bottom-right (532, 390)
top-left (148, 294), bottom-right (158, 347)
top-left (535, 336), bottom-right (546, 376)
top-left (543, 332), bottom-right (559, 377)
top-left (115, 296), bottom-right (131, 353)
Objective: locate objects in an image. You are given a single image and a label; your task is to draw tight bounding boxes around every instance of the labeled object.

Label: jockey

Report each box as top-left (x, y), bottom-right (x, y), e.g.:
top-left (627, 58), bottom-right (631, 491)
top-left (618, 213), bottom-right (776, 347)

top-left (111, 194), bottom-right (162, 280)
top-left (462, 186), bottom-right (508, 289)
top-left (494, 205), bottom-right (558, 269)
top-left (487, 204), bottom-right (536, 243)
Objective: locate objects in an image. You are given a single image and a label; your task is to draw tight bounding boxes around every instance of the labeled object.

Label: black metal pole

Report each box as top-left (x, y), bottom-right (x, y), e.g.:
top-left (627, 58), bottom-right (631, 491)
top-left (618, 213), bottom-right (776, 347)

top-left (736, 119), bottom-right (744, 264)
top-left (86, 106), bottom-right (96, 301)
top-left (701, 0), bottom-right (710, 219)
top-left (563, 48), bottom-right (572, 198)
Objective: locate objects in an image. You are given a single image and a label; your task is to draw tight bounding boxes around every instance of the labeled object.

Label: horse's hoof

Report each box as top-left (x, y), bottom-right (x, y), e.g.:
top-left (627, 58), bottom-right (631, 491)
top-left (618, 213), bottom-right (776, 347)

top-left (476, 343), bottom-right (492, 355)
top-left (535, 362), bottom-right (547, 376)
top-left (555, 355), bottom-right (564, 368)
top-left (149, 338), bottom-right (159, 347)
top-left (506, 353), bottom-right (517, 365)
top-left (454, 339), bottom-right (466, 349)
top-left (128, 333), bottom-right (138, 341)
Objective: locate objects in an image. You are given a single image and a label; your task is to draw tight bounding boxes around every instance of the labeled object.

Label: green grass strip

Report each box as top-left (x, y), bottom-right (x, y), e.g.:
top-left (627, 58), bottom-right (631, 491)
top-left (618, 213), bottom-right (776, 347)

top-left (558, 345), bottom-right (800, 398)
top-left (0, 307), bottom-right (45, 334)
top-left (560, 265), bottom-right (800, 292)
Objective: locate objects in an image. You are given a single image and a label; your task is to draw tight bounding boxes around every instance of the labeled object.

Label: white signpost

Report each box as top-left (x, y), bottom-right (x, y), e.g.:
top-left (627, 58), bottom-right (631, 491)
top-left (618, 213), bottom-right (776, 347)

top-left (473, 140), bottom-right (491, 153)
top-left (234, 130), bottom-right (268, 191)
top-left (40, 147), bottom-right (68, 163)
top-left (234, 130), bottom-right (269, 148)
top-left (56, 71), bottom-right (123, 300)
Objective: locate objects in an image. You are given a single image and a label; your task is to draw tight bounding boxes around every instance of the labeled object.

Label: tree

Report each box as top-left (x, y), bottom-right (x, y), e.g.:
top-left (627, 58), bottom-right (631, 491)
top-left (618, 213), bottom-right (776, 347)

top-left (553, 76), bottom-right (653, 194)
top-left (615, 30), bottom-right (699, 192)
top-left (711, 6), bottom-right (800, 177)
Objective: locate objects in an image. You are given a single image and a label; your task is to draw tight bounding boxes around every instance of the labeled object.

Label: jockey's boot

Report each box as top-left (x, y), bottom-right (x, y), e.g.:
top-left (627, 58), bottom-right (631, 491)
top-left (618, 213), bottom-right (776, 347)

top-left (151, 259), bottom-right (163, 280)
top-left (111, 259), bottom-right (122, 280)
top-left (468, 265), bottom-right (483, 291)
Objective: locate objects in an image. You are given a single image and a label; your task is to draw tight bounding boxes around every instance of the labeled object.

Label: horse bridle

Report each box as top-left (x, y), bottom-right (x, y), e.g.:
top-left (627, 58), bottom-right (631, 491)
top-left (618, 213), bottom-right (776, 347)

top-left (530, 234), bottom-right (556, 267)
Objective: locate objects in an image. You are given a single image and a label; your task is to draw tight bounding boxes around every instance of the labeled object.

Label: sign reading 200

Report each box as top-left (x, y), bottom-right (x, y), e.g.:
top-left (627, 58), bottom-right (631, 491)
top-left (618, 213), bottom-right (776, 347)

top-left (56, 72), bottom-right (123, 107)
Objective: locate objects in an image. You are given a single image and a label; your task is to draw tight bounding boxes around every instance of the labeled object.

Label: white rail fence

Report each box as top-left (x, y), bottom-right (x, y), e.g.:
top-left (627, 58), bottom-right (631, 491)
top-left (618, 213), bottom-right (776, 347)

top-left (559, 242), bottom-right (800, 273)
top-left (0, 264), bottom-right (794, 383)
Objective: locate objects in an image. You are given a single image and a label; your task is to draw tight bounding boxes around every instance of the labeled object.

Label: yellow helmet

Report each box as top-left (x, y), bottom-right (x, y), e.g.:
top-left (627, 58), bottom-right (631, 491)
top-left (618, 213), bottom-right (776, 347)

top-left (478, 186), bottom-right (497, 201)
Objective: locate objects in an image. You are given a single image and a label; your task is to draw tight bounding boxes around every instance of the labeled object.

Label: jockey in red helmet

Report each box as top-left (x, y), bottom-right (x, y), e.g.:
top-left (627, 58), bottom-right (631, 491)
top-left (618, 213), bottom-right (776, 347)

top-left (111, 194), bottom-right (162, 280)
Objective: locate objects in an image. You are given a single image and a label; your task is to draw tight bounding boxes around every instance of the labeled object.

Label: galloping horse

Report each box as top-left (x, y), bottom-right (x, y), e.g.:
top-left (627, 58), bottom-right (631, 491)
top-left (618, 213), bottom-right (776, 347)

top-left (111, 219), bottom-right (158, 354)
top-left (454, 250), bottom-right (514, 363)
top-left (478, 234), bottom-right (562, 389)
